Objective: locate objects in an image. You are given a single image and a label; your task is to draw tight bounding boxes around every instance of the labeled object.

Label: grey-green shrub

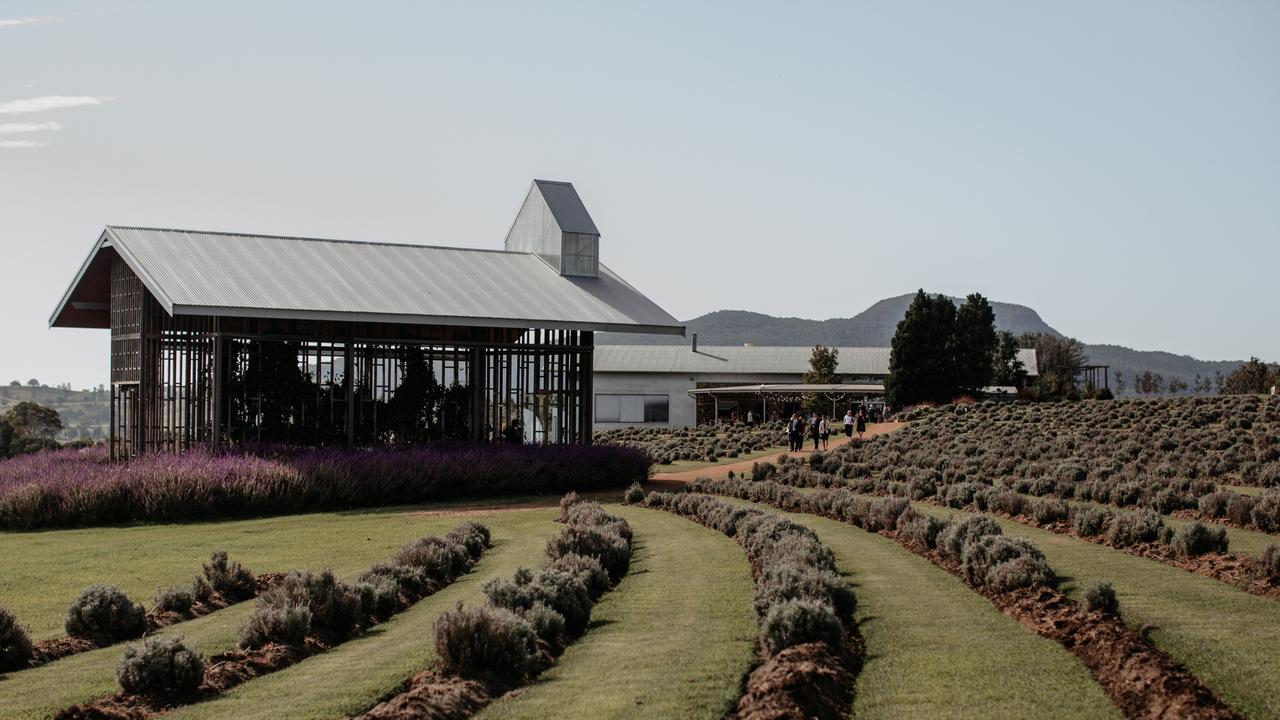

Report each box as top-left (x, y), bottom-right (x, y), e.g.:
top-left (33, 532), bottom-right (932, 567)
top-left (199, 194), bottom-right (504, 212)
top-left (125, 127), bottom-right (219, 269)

top-left (937, 515), bottom-right (1003, 562)
top-left (1083, 581), bottom-right (1119, 615)
top-left (0, 605), bottom-right (33, 672)
top-left (116, 635), bottom-right (204, 697)
top-left (1071, 506), bottom-right (1113, 537)
top-left (1168, 522), bottom-right (1229, 557)
top-left (1257, 544), bottom-right (1280, 580)
top-left (753, 564), bottom-right (856, 621)
top-left (359, 563), bottom-right (432, 598)
top-left (261, 570), bottom-right (362, 640)
top-left (65, 584), bottom-right (147, 645)
top-left (394, 537), bottom-right (468, 581)
top-left (520, 602), bottom-right (566, 648)
top-left (1032, 498), bottom-right (1069, 525)
top-left (545, 524), bottom-right (631, 583)
top-left (558, 491), bottom-right (582, 522)
top-left (545, 553), bottom-right (610, 601)
top-left (622, 482), bottom-right (645, 505)
top-left (202, 551), bottom-right (256, 601)
top-left (961, 535), bottom-right (1052, 590)
top-left (238, 602), bottom-right (311, 649)
top-left (445, 522), bottom-right (492, 560)
top-left (899, 515), bottom-right (948, 550)
top-left (484, 568), bottom-right (593, 637)
top-left (433, 604), bottom-right (539, 680)
top-left (357, 577), bottom-right (402, 621)
top-left (760, 599), bottom-right (844, 655)
top-left (154, 585), bottom-right (195, 614)
top-left (1106, 510), bottom-right (1164, 547)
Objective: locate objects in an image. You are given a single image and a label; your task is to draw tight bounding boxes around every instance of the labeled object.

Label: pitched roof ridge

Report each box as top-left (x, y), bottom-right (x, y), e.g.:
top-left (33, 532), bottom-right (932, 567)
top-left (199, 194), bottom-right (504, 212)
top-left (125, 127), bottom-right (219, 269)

top-left (105, 226), bottom-right (529, 255)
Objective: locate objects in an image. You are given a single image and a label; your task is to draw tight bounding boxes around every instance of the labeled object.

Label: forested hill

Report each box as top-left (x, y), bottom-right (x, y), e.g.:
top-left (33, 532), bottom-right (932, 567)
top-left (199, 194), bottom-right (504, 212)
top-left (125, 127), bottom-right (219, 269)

top-left (597, 293), bottom-right (1246, 395)
top-left (0, 384), bottom-right (109, 442)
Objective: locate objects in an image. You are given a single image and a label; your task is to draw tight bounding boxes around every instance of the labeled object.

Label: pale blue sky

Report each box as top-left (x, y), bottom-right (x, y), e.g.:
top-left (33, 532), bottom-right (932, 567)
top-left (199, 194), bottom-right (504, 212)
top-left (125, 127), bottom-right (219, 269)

top-left (1, 1), bottom-right (1277, 389)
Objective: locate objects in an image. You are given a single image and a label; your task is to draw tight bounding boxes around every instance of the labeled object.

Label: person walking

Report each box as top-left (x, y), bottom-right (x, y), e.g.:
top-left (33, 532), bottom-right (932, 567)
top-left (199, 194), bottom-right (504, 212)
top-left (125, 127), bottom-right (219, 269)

top-left (843, 408), bottom-right (854, 438)
top-left (810, 415), bottom-right (821, 451)
top-left (856, 409), bottom-right (867, 439)
top-left (746, 409), bottom-right (754, 426)
top-left (788, 413), bottom-right (800, 452)
top-left (820, 415), bottom-right (830, 449)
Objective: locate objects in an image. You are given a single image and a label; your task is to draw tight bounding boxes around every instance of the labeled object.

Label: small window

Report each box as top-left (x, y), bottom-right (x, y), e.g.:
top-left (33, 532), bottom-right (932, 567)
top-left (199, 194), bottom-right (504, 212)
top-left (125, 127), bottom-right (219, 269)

top-left (594, 393), bottom-right (669, 424)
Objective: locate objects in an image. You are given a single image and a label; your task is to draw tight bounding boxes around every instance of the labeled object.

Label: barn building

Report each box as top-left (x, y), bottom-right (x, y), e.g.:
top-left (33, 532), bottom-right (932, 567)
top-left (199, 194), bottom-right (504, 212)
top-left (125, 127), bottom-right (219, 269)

top-left (50, 181), bottom-right (684, 456)
top-left (592, 342), bottom-right (1038, 428)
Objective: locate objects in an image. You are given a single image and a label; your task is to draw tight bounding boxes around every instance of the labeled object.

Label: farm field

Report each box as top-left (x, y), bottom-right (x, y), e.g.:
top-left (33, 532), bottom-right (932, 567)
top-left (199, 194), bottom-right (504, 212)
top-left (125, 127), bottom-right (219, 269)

top-left (720, 498), bottom-right (1118, 719)
top-left (915, 503), bottom-right (1280, 720)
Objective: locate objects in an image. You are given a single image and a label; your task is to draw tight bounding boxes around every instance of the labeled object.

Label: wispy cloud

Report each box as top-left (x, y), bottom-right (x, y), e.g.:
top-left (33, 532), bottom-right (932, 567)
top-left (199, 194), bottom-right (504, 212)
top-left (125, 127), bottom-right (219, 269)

top-left (0, 139), bottom-right (50, 148)
top-left (0, 15), bottom-right (59, 28)
top-left (0, 120), bottom-right (64, 134)
top-left (0, 96), bottom-right (116, 114)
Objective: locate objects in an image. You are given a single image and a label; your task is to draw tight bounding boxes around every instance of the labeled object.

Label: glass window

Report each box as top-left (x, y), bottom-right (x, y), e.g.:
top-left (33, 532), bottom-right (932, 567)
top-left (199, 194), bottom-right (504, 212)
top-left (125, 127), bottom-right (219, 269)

top-left (595, 394), bottom-right (620, 423)
top-left (594, 394), bottom-right (669, 424)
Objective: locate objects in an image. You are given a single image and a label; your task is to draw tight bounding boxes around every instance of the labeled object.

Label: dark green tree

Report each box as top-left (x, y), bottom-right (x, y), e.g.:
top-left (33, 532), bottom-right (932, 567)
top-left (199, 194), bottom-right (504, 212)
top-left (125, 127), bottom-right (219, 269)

top-left (801, 345), bottom-right (840, 413)
top-left (5, 401), bottom-right (62, 441)
top-left (0, 417), bottom-right (12, 458)
top-left (954, 293), bottom-right (997, 392)
top-left (226, 340), bottom-right (315, 442)
top-left (385, 347), bottom-right (444, 443)
top-left (1221, 357), bottom-right (1280, 395)
top-left (991, 330), bottom-right (1027, 388)
top-left (1020, 333), bottom-right (1088, 400)
top-left (885, 290), bottom-right (958, 406)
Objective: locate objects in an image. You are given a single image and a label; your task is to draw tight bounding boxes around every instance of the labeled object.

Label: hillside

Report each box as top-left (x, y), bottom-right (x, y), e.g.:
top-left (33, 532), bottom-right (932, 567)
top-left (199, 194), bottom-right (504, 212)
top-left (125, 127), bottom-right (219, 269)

top-left (597, 293), bottom-right (1246, 396)
top-left (0, 385), bottom-right (110, 442)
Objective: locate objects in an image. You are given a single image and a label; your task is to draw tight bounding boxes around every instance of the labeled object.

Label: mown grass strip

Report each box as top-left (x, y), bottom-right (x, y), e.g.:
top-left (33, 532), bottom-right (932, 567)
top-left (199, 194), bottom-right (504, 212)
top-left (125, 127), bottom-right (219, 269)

top-left (476, 505), bottom-right (757, 720)
top-left (164, 508), bottom-right (561, 720)
top-left (916, 503), bottom-right (1280, 720)
top-left (0, 510), bottom-right (523, 720)
top-left (724, 498), bottom-right (1119, 720)
top-left (0, 498), bottom-right (549, 642)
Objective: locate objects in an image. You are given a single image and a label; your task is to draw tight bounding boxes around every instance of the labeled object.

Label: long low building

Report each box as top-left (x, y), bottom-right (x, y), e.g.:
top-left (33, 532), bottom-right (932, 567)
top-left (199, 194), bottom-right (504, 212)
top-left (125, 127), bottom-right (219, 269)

top-left (592, 343), bottom-right (1038, 428)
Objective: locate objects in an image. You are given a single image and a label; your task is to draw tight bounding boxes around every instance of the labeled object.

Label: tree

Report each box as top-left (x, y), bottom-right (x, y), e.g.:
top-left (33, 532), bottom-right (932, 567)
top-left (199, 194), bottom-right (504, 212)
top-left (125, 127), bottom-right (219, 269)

top-left (1167, 376), bottom-right (1189, 395)
top-left (1221, 357), bottom-right (1280, 395)
top-left (953, 293), bottom-right (997, 393)
top-left (801, 345), bottom-right (839, 414)
top-left (8, 380), bottom-right (19, 387)
top-left (885, 290), bottom-right (958, 406)
top-left (26, 379), bottom-right (39, 387)
top-left (4, 401), bottom-right (62, 441)
top-left (991, 331), bottom-right (1027, 388)
top-left (1020, 333), bottom-right (1088, 400)
top-left (385, 347), bottom-right (444, 443)
top-left (1113, 370), bottom-right (1127, 396)
top-left (0, 417), bottom-right (11, 458)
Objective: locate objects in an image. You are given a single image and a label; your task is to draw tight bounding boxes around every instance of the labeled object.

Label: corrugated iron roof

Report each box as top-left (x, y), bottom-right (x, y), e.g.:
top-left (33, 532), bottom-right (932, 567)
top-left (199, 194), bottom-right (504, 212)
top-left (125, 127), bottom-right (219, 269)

top-left (594, 345), bottom-right (1039, 376)
top-left (50, 226), bottom-right (683, 334)
top-left (534, 180), bottom-right (599, 235)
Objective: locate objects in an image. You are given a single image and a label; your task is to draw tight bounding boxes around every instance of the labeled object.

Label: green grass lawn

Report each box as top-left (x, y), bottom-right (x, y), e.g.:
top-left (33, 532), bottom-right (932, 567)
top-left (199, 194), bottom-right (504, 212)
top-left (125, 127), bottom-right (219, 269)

top-left (477, 505), bottom-right (757, 720)
top-left (916, 504), bottom-right (1280, 720)
top-left (165, 507), bottom-right (563, 720)
top-left (0, 501), bottom-right (561, 720)
top-left (0, 495), bottom-right (565, 642)
top-left (722, 499), bottom-right (1118, 720)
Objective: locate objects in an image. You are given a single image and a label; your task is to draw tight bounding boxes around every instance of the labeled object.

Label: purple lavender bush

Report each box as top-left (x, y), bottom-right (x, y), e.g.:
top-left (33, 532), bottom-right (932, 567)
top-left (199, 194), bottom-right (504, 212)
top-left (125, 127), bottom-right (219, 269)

top-left (0, 443), bottom-right (650, 530)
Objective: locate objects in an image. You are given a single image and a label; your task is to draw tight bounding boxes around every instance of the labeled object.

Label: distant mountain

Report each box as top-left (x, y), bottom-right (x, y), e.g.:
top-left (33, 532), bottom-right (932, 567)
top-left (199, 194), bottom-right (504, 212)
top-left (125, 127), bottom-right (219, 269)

top-left (599, 293), bottom-right (1062, 347)
top-left (598, 293), bottom-right (1245, 396)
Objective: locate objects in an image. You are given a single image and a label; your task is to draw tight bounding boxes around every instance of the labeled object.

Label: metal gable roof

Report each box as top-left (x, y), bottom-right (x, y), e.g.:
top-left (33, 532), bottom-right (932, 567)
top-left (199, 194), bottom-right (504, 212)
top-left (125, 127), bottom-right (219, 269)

top-left (593, 345), bottom-right (1039, 377)
top-left (49, 226), bottom-right (683, 335)
top-left (533, 180), bottom-right (599, 235)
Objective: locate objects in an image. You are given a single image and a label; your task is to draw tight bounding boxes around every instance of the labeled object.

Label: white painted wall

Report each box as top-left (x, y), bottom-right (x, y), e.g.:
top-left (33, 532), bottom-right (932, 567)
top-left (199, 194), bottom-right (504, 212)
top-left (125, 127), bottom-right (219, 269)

top-left (592, 372), bottom-right (695, 430)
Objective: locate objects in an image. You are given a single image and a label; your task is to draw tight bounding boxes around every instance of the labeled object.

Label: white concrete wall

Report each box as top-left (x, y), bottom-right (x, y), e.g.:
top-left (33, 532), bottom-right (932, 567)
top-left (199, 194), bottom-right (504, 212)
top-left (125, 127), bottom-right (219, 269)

top-left (592, 372), bottom-right (696, 430)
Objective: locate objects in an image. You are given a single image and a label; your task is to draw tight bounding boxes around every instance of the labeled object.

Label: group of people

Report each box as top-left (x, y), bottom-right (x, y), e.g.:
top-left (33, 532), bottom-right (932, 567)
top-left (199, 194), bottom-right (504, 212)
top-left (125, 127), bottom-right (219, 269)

top-left (787, 406), bottom-right (872, 452)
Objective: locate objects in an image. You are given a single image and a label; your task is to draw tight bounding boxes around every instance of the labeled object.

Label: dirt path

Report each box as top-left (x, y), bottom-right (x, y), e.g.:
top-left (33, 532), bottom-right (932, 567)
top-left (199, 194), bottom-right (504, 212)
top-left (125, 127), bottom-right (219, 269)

top-left (651, 423), bottom-right (903, 482)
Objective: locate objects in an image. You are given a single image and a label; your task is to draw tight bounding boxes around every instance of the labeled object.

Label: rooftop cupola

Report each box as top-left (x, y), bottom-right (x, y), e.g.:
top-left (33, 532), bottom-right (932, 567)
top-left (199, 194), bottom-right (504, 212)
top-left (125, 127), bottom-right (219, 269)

top-left (504, 179), bottom-right (600, 277)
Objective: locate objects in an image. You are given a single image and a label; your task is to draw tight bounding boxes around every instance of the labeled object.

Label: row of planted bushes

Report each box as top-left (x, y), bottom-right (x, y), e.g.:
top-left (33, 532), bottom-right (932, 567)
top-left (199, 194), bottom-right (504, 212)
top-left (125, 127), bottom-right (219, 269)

top-left (596, 421), bottom-right (786, 465)
top-left (360, 495), bottom-right (633, 718)
top-left (757, 459), bottom-right (1280, 586)
top-left (58, 521), bottom-right (491, 711)
top-left (690, 477), bottom-right (1060, 596)
top-left (0, 551), bottom-right (261, 674)
top-left (629, 486), bottom-right (862, 719)
top-left (0, 442), bottom-right (650, 530)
